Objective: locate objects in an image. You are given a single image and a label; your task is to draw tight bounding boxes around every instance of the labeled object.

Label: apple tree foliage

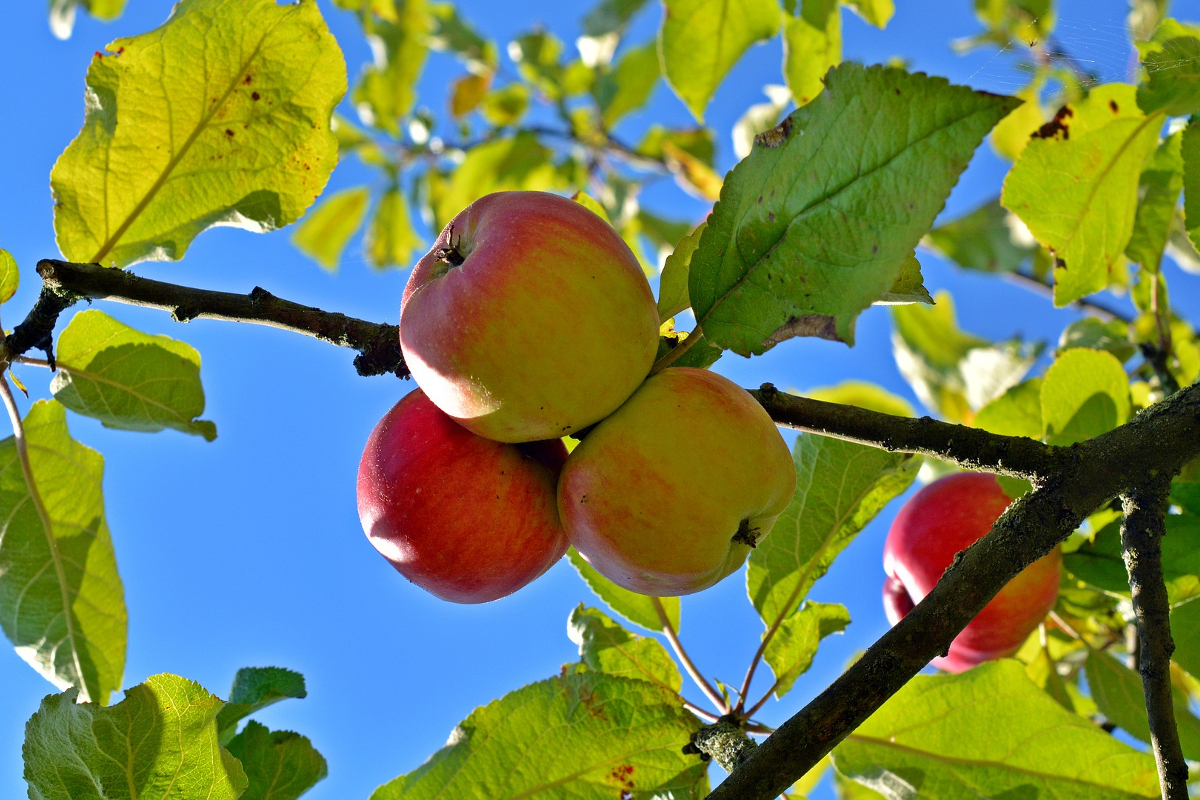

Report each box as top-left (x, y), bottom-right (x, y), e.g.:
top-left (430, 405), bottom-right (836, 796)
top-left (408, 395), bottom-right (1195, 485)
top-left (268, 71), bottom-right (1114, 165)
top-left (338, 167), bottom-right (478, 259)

top-left (5, 0), bottom-right (1200, 797)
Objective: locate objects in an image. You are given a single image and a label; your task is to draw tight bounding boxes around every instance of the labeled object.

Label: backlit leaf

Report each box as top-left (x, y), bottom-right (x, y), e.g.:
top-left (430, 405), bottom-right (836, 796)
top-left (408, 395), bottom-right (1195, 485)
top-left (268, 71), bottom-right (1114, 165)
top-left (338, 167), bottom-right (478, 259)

top-left (1066, 516), bottom-right (1200, 604)
top-left (1136, 20), bottom-right (1200, 116)
top-left (1126, 129), bottom-right (1184, 270)
top-left (567, 547), bottom-right (680, 633)
top-left (567, 605), bottom-right (682, 693)
top-left (763, 601), bottom-right (850, 699)
top-left (365, 187), bottom-right (422, 269)
top-left (802, 381), bottom-right (914, 417)
top-left (48, 0), bottom-right (126, 40)
top-left (52, 310), bottom-right (216, 441)
top-left (353, 0), bottom-right (432, 134)
top-left (690, 64), bottom-right (1016, 354)
top-left (434, 133), bottom-right (561, 229)
top-left (1171, 596), bottom-right (1200, 679)
top-left (1086, 649), bottom-right (1200, 760)
top-left (1002, 84), bottom-right (1163, 306)
top-left (0, 400), bottom-right (124, 704)
top-left (0, 249), bottom-right (18, 304)
top-left (291, 186), bottom-right (370, 271)
top-left (843, 0), bottom-right (893, 28)
top-left (596, 41), bottom-right (659, 127)
top-left (52, 0), bottom-right (347, 269)
top-left (1040, 348), bottom-right (1130, 446)
top-left (875, 252), bottom-right (933, 305)
top-left (370, 672), bottom-right (707, 799)
top-left (973, 378), bottom-right (1043, 439)
top-left (23, 675), bottom-right (247, 799)
top-left (925, 197), bottom-right (1037, 273)
top-left (783, 0), bottom-right (841, 108)
top-left (657, 222), bottom-right (705, 320)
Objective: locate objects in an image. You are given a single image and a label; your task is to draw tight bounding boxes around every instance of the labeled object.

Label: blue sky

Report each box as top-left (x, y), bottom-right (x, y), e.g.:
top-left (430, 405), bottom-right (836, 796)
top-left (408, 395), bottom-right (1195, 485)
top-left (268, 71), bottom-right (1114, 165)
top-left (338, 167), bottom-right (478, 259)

top-left (0, 0), bottom-right (1185, 797)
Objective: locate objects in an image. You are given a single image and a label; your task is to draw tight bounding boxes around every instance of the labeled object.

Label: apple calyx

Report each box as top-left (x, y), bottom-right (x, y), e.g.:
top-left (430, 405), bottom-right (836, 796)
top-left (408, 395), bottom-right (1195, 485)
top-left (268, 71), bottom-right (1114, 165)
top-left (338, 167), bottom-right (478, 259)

top-left (732, 519), bottom-right (761, 548)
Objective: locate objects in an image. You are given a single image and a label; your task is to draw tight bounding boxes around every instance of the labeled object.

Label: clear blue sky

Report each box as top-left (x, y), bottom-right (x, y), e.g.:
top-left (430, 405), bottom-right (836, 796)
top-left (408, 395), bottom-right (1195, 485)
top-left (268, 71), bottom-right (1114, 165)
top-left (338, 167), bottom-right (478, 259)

top-left (0, 0), bottom-right (1182, 798)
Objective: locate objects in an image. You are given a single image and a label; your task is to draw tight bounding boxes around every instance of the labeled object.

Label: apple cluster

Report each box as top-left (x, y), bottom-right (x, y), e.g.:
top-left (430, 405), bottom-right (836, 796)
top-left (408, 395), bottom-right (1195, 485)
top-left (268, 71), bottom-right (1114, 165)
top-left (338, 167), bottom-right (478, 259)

top-left (881, 472), bottom-right (1062, 672)
top-left (356, 191), bottom-right (797, 603)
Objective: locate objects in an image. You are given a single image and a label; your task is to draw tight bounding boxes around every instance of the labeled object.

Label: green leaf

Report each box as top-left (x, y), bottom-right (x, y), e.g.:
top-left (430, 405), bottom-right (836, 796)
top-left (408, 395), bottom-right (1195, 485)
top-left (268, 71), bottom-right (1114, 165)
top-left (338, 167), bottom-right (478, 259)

top-left (434, 133), bottom-right (561, 229)
top-left (52, 0), bottom-right (347, 269)
top-left (832, 661), bottom-right (1159, 798)
top-left (370, 672), bottom-right (707, 799)
top-left (783, 0), bottom-right (841, 108)
top-left (657, 223), bottom-right (705, 320)
top-left (23, 675), bottom-right (248, 799)
top-left (596, 42), bottom-right (659, 128)
top-left (1001, 84), bottom-right (1164, 306)
top-left (875, 252), bottom-right (933, 305)
top-left (48, 0), bottom-right (126, 40)
top-left (0, 400), bottom-right (124, 705)
top-left (989, 81), bottom-right (1046, 162)
top-left (833, 770), bottom-right (887, 799)
top-left (1066, 517), bottom-right (1200, 603)
top-left (1057, 318), bottom-right (1137, 363)
top-left (1182, 120), bottom-right (1200, 254)
top-left (747, 434), bottom-right (919, 629)
top-left (1172, 456), bottom-right (1200, 517)
top-left (428, 2), bottom-right (497, 71)
top-left (1137, 23), bottom-right (1200, 116)
top-left (1086, 649), bottom-right (1200, 760)
top-left (509, 30), bottom-right (566, 100)
top-left (763, 601), bottom-right (850, 699)
top-left (1171, 596), bottom-right (1200, 679)
top-left (215, 666), bottom-right (307, 745)
top-left (1040, 348), bottom-right (1131, 446)
top-left (843, 0), bottom-right (893, 27)
top-left (291, 186), bottom-right (370, 271)
top-left (1126, 130), bottom-right (1184, 270)
top-left (0, 249), bottom-right (19, 304)
top-left (892, 291), bottom-right (1040, 423)
top-left (690, 64), bottom-right (1017, 354)
top-left (226, 721), bottom-right (328, 800)
top-left (365, 187), bottom-right (422, 269)
top-left (51, 310), bottom-right (216, 441)
top-left (353, 0), bottom-right (433, 134)
top-left (567, 605), bottom-right (682, 692)
top-left (480, 83), bottom-right (531, 127)
top-left (637, 126), bottom-right (715, 165)
top-left (658, 0), bottom-right (781, 122)
top-left (567, 547), bottom-right (680, 633)
top-left (925, 197), bottom-right (1037, 273)
top-left (803, 381), bottom-right (915, 417)
top-left (973, 378), bottom-right (1043, 439)
top-left (582, 0), bottom-right (650, 37)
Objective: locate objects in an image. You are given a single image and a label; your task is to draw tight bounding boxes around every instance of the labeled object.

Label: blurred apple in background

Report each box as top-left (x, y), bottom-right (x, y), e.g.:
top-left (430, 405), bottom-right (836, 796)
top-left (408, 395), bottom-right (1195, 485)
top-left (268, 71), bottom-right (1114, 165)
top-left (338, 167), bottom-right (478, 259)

top-left (399, 191), bottom-right (660, 444)
top-left (882, 472), bottom-right (1061, 672)
top-left (357, 389), bottom-right (569, 603)
top-left (559, 367), bottom-right (797, 596)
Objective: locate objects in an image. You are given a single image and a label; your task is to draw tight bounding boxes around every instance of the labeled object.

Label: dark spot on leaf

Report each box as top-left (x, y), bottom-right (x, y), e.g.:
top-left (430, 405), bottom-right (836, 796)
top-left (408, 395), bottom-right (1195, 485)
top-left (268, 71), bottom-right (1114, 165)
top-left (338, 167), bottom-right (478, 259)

top-left (757, 195), bottom-right (762, 204)
top-left (763, 314), bottom-right (842, 348)
top-left (768, 212), bottom-right (775, 222)
top-left (1033, 105), bottom-right (1073, 140)
top-left (894, 88), bottom-right (901, 95)
top-left (873, 244), bottom-right (878, 253)
top-left (225, 129), bottom-right (234, 137)
top-left (754, 116), bottom-right (793, 149)
top-left (243, 75), bottom-right (252, 85)
top-left (1109, 99), bottom-right (1119, 113)
top-left (251, 91), bottom-right (260, 101)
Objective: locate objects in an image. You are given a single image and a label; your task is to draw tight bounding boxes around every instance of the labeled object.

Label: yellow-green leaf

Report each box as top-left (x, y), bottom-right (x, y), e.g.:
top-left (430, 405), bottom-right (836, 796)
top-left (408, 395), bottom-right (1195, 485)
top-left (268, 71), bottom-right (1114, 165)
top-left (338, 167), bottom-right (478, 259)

top-left (51, 310), bottom-right (217, 441)
top-left (783, 0), bottom-right (841, 108)
top-left (365, 188), bottom-right (422, 270)
top-left (1040, 347), bottom-right (1131, 446)
top-left (989, 80), bottom-right (1045, 162)
top-left (48, 0), bottom-right (127, 40)
top-left (353, 0), bottom-right (433, 134)
top-left (51, 0), bottom-right (347, 269)
top-left (0, 249), bottom-right (18, 304)
top-left (292, 186), bottom-right (371, 271)
top-left (803, 381), bottom-right (914, 417)
top-left (842, 0), bottom-right (893, 28)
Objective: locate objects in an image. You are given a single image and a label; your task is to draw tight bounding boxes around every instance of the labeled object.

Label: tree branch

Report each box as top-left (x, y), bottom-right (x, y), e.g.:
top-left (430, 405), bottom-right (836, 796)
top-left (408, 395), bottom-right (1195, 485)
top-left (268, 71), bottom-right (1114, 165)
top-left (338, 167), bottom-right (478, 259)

top-left (8, 261), bottom-right (407, 378)
top-left (750, 384), bottom-right (1068, 480)
top-left (1121, 476), bottom-right (1189, 800)
top-left (708, 380), bottom-right (1200, 800)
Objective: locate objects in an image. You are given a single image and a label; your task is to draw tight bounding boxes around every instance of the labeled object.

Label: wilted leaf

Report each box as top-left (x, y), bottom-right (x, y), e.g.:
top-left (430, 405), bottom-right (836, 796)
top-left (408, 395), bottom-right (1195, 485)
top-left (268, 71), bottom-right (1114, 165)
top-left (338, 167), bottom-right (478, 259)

top-left (690, 64), bottom-right (1017, 354)
top-left (23, 675), bottom-right (247, 799)
top-left (370, 672), bottom-right (707, 799)
top-left (52, 310), bottom-right (216, 440)
top-left (52, 0), bottom-right (347, 268)
top-left (567, 547), bottom-right (680, 633)
top-left (1002, 84), bottom-right (1163, 306)
top-left (0, 400), bottom-right (124, 704)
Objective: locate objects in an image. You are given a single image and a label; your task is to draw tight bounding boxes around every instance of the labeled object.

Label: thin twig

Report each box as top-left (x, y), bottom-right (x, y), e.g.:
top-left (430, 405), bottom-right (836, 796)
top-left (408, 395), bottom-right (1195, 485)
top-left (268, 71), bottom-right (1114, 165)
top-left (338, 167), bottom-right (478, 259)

top-left (683, 700), bottom-right (721, 723)
top-left (1121, 476), bottom-right (1188, 800)
top-left (1005, 269), bottom-right (1129, 323)
top-left (652, 597), bottom-right (728, 714)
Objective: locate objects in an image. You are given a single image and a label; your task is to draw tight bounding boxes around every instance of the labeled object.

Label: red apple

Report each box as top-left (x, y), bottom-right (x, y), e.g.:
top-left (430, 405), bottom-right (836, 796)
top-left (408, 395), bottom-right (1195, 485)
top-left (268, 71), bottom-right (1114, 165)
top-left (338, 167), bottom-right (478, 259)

top-left (399, 191), bottom-right (660, 444)
top-left (558, 367), bottom-right (797, 596)
top-left (356, 389), bottom-right (569, 603)
top-left (882, 472), bottom-right (1061, 672)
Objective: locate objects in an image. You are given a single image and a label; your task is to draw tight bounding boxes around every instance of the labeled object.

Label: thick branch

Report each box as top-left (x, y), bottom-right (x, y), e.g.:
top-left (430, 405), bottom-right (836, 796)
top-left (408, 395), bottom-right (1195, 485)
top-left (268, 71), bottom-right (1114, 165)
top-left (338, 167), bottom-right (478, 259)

top-left (751, 384), bottom-right (1068, 480)
top-left (1121, 477), bottom-right (1188, 800)
top-left (709, 380), bottom-right (1200, 800)
top-left (9, 261), bottom-right (407, 378)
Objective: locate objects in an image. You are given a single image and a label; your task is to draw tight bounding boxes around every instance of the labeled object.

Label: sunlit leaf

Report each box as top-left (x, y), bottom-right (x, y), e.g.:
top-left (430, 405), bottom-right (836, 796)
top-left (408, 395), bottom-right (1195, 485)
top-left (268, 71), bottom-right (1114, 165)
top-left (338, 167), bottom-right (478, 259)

top-left (1171, 596), bottom-right (1200, 679)
top-left (1086, 649), bottom-right (1200, 760)
top-left (23, 675), bottom-right (247, 798)
top-left (973, 378), bottom-right (1043, 438)
top-left (428, 2), bottom-right (497, 72)
top-left (1136, 20), bottom-right (1200, 116)
top-left (434, 133), bottom-right (561, 229)
top-left (843, 0), bottom-right (893, 28)
top-left (1057, 318), bottom-right (1136, 363)
top-left (0, 400), bottom-right (124, 704)
top-left (803, 381), bottom-right (914, 417)
top-left (875, 252), bottom-right (933, 305)
top-left (1066, 517), bottom-right (1200, 604)
top-left (1126, 129), bottom-right (1183, 270)
top-left (595, 41), bottom-right (659, 127)
top-left (0, 249), bottom-right (18, 304)
top-left (450, 72), bottom-right (491, 117)
top-left (655, 320), bottom-right (723, 370)
top-left (1040, 348), bottom-right (1131, 446)
top-left (353, 0), bottom-right (433, 134)
top-left (832, 661), bottom-right (1159, 798)
top-left (567, 605), bottom-right (682, 692)
top-left (365, 187), bottom-right (422, 269)
top-left (1002, 84), bottom-right (1163, 306)
top-left (690, 64), bottom-right (1017, 354)
top-left (370, 672), bottom-right (707, 799)
top-left (52, 310), bottom-right (216, 440)
top-left (657, 222), bottom-right (704, 319)
top-left (989, 81), bottom-right (1045, 162)
top-left (782, 0), bottom-right (841, 108)
top-left (291, 186), bottom-right (371, 271)
top-left (763, 601), bottom-right (850, 699)
top-left (567, 547), bottom-right (680, 633)
top-left (52, 0), bottom-right (347, 269)
top-left (480, 83), bottom-right (531, 127)
top-left (658, 0), bottom-right (781, 122)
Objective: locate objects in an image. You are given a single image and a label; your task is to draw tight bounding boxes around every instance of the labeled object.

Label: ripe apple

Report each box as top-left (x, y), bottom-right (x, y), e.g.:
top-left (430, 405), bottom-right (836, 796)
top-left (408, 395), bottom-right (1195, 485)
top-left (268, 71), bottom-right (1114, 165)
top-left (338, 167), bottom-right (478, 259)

top-left (356, 388), bottom-right (569, 604)
top-left (882, 472), bottom-right (1061, 672)
top-left (558, 367), bottom-right (797, 596)
top-left (399, 191), bottom-right (660, 443)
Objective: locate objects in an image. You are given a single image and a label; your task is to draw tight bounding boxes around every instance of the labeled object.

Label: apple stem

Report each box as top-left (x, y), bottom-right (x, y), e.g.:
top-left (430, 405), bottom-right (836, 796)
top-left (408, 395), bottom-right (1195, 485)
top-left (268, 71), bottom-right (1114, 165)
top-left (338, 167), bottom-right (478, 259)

top-left (652, 596), bottom-right (729, 714)
top-left (649, 324), bottom-right (703, 375)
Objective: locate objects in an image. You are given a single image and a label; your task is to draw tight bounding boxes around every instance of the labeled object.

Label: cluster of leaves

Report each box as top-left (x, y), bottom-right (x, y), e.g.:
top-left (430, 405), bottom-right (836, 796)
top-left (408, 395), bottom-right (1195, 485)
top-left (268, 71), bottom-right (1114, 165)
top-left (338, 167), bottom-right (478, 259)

top-left (5, 0), bottom-right (1200, 797)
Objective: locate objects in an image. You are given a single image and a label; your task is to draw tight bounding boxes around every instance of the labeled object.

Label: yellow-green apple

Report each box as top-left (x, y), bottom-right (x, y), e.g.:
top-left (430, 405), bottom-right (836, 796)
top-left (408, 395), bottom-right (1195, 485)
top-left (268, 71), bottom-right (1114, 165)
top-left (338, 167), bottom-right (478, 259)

top-left (356, 389), bottom-right (569, 603)
top-left (882, 472), bottom-right (1061, 672)
top-left (558, 367), bottom-right (796, 596)
top-left (400, 191), bottom-right (660, 443)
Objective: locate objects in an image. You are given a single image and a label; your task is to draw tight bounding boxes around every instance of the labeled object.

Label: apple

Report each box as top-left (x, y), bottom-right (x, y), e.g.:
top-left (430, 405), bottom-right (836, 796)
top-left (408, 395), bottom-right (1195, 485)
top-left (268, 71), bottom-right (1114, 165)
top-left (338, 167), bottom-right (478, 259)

top-left (399, 191), bottom-right (660, 443)
top-left (882, 472), bottom-right (1062, 672)
top-left (558, 367), bottom-right (797, 596)
top-left (356, 388), bottom-right (569, 604)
